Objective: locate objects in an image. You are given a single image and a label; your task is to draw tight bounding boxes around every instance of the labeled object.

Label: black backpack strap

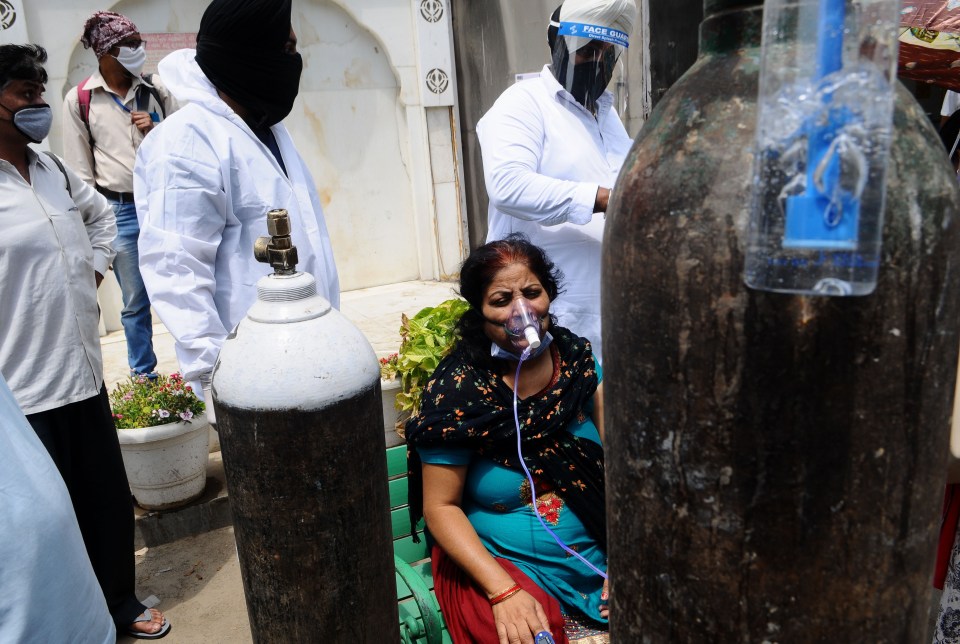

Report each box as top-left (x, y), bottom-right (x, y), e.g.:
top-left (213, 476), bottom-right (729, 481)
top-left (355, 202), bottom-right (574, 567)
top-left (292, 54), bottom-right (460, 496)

top-left (136, 74), bottom-right (167, 119)
top-left (43, 151), bottom-right (72, 199)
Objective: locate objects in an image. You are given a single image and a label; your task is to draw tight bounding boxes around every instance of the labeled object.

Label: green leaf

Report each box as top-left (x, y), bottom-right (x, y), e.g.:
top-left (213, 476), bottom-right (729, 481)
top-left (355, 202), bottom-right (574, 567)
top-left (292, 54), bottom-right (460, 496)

top-left (394, 297), bottom-right (468, 415)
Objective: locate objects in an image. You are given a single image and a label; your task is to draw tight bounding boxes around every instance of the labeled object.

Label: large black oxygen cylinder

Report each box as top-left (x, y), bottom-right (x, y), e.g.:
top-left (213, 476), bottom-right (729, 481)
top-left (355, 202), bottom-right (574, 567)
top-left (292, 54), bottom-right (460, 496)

top-left (212, 214), bottom-right (398, 642)
top-left (603, 1), bottom-right (960, 641)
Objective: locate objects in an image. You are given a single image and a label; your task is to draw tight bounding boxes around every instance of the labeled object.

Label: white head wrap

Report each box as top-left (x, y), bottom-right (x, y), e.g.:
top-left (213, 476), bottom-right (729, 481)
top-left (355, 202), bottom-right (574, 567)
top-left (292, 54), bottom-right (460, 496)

top-left (559, 0), bottom-right (638, 51)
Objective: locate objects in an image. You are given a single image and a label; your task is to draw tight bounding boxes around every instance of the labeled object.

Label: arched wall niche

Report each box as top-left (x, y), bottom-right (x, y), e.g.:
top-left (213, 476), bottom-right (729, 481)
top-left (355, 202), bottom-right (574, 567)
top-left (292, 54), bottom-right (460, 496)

top-left (55, 0), bottom-right (435, 290)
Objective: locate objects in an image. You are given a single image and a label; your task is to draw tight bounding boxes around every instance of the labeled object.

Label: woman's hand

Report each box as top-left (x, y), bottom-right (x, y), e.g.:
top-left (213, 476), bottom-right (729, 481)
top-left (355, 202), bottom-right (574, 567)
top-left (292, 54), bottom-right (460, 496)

top-left (492, 589), bottom-right (550, 644)
top-left (599, 576), bottom-right (610, 619)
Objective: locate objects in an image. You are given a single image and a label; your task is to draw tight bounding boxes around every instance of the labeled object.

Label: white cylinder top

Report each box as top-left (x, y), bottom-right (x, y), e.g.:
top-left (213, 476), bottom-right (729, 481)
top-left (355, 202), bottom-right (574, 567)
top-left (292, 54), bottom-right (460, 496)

top-left (248, 272), bottom-right (331, 324)
top-left (212, 272), bottom-right (379, 411)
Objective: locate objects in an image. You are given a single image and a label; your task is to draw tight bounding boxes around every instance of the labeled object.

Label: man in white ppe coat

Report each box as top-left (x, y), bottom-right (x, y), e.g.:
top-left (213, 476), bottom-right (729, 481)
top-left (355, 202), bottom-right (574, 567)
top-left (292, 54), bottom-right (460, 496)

top-left (478, 0), bottom-right (638, 363)
top-left (135, 0), bottom-right (340, 403)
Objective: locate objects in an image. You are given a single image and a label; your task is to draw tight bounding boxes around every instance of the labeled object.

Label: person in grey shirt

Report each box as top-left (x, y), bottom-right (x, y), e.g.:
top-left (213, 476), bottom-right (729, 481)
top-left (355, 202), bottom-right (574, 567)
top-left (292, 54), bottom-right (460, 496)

top-left (0, 44), bottom-right (169, 639)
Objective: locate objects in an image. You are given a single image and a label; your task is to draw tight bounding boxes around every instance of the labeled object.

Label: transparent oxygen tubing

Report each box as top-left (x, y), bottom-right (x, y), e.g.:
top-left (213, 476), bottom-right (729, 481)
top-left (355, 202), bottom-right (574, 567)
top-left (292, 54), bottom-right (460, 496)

top-left (513, 347), bottom-right (607, 580)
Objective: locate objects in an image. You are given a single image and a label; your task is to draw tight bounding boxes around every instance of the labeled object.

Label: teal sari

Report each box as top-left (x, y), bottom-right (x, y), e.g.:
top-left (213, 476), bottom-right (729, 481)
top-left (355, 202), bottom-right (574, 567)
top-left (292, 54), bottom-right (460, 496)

top-left (419, 410), bottom-right (607, 622)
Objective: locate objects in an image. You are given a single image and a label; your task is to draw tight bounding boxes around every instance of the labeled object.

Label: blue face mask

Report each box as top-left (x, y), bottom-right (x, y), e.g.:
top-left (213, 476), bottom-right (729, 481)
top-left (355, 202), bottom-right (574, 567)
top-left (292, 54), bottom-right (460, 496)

top-left (1, 102), bottom-right (52, 144)
top-left (490, 332), bottom-right (554, 362)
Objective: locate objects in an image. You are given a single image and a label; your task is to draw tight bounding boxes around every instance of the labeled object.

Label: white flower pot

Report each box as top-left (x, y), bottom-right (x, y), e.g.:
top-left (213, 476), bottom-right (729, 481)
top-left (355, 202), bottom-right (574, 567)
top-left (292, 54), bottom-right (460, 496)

top-left (381, 378), bottom-right (404, 448)
top-left (117, 419), bottom-right (210, 510)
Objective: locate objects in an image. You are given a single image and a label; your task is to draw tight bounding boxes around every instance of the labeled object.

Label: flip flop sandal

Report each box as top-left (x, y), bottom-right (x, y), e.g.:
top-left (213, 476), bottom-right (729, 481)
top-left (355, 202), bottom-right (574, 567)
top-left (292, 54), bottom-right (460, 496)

top-left (127, 608), bottom-right (171, 640)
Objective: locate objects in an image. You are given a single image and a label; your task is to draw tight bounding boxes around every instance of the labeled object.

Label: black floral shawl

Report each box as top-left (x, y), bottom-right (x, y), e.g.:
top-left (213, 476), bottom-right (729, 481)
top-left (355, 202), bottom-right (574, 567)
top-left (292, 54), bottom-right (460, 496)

top-left (405, 326), bottom-right (606, 549)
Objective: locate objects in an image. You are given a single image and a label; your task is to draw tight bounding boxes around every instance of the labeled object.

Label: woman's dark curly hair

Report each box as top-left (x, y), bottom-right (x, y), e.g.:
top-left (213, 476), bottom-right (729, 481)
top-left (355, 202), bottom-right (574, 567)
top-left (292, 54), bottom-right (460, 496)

top-left (453, 233), bottom-right (564, 373)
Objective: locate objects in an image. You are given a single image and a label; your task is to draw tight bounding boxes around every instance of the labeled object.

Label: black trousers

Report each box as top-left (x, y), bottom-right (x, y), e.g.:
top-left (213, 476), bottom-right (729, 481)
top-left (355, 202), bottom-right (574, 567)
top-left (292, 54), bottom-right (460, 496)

top-left (26, 385), bottom-right (146, 627)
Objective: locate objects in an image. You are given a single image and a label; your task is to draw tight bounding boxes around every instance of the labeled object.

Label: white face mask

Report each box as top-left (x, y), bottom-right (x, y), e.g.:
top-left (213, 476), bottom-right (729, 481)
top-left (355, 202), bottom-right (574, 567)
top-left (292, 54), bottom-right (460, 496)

top-left (115, 45), bottom-right (146, 77)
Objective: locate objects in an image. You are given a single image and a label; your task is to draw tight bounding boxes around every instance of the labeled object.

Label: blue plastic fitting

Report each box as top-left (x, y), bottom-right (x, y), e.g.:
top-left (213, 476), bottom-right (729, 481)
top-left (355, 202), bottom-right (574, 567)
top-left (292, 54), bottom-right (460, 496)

top-left (783, 0), bottom-right (860, 250)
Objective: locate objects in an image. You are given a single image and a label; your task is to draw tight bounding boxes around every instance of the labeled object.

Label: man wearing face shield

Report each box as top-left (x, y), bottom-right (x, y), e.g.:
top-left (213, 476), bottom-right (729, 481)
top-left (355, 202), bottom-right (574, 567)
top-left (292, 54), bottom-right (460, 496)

top-left (134, 0), bottom-right (340, 407)
top-left (0, 44), bottom-right (171, 638)
top-left (478, 0), bottom-right (638, 364)
top-left (62, 12), bottom-right (178, 381)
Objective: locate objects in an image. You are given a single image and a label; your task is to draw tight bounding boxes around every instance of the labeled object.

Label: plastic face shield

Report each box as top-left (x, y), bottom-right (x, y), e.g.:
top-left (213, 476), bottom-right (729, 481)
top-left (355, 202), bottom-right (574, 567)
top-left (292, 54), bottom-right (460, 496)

top-left (552, 21), bottom-right (629, 114)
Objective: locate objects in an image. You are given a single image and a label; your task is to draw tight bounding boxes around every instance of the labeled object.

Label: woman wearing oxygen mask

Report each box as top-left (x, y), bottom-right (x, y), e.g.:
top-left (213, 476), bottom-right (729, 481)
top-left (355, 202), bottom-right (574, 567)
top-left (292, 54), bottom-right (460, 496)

top-left (478, 0), bottom-right (637, 365)
top-left (406, 235), bottom-right (609, 644)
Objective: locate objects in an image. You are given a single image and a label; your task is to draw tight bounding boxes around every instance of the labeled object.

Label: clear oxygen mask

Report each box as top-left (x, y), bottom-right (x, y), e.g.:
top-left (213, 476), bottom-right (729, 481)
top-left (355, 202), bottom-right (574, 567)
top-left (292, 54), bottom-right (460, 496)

top-left (502, 297), bottom-right (545, 352)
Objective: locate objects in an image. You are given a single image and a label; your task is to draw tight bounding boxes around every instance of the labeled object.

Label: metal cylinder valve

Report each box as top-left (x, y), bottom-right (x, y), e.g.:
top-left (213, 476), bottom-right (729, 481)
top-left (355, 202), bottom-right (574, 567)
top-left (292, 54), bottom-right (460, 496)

top-left (253, 209), bottom-right (299, 275)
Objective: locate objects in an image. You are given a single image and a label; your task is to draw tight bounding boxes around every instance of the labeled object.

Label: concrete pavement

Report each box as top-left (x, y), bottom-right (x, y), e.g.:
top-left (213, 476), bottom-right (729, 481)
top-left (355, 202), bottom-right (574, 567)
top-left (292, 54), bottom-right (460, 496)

top-left (120, 527), bottom-right (250, 644)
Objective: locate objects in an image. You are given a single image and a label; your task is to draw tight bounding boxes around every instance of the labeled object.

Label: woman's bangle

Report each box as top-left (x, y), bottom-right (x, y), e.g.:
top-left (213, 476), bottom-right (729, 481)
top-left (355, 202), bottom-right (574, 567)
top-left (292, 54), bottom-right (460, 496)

top-left (488, 583), bottom-right (522, 606)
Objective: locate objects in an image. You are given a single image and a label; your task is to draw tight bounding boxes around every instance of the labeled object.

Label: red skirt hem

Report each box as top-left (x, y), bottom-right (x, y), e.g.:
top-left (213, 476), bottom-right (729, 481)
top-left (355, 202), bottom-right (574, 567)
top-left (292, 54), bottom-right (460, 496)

top-left (431, 545), bottom-right (569, 644)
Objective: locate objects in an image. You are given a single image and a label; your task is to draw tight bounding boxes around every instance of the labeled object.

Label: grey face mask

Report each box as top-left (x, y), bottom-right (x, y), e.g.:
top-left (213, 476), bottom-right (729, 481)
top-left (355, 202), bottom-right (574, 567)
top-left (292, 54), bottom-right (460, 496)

top-left (2, 102), bottom-right (52, 143)
top-left (490, 332), bottom-right (554, 362)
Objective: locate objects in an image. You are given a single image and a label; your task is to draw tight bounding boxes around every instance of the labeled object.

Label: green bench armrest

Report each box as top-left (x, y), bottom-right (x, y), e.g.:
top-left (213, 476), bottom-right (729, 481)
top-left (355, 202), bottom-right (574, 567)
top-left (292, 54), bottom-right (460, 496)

top-left (395, 554), bottom-right (445, 644)
top-left (389, 445), bottom-right (451, 643)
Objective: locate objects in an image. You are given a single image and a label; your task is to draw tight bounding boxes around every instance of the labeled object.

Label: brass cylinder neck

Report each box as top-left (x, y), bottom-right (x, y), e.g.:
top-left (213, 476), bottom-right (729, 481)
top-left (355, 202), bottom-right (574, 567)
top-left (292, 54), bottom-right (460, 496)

top-left (253, 209), bottom-right (299, 275)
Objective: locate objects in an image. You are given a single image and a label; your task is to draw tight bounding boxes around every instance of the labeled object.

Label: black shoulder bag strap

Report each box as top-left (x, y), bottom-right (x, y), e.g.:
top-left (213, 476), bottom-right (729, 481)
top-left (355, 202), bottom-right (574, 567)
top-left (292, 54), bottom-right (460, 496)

top-left (43, 151), bottom-right (72, 199)
top-left (136, 74), bottom-right (167, 119)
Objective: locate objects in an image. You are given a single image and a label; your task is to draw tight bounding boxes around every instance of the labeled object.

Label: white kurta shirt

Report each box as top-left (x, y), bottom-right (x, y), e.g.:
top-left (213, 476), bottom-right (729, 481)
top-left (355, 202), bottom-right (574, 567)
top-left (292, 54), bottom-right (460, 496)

top-left (0, 150), bottom-right (116, 415)
top-left (478, 65), bottom-right (633, 363)
top-left (0, 374), bottom-right (115, 644)
top-left (135, 50), bottom-right (341, 383)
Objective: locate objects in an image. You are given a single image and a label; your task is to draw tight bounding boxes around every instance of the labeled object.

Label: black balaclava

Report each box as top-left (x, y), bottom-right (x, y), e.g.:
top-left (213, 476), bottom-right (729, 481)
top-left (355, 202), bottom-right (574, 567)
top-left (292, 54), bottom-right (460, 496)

top-left (195, 0), bottom-right (303, 128)
top-left (551, 40), bottom-right (617, 112)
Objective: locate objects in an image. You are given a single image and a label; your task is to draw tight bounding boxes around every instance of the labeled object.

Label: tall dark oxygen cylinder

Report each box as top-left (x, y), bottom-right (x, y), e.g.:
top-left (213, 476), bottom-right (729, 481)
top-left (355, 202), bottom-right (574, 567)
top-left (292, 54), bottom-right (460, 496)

top-left (212, 211), bottom-right (398, 642)
top-left (603, 1), bottom-right (960, 641)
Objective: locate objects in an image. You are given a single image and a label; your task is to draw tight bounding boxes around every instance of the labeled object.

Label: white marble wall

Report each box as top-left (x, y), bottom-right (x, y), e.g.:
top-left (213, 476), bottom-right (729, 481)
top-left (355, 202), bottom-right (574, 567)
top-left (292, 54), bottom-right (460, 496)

top-left (9, 0), bottom-right (468, 293)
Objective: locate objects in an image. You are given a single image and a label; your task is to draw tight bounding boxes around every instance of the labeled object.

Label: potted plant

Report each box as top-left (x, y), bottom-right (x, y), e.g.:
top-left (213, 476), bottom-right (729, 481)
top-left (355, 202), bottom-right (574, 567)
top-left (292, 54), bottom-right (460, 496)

top-left (378, 353), bottom-right (404, 447)
top-left (110, 373), bottom-right (210, 510)
top-left (381, 298), bottom-right (470, 443)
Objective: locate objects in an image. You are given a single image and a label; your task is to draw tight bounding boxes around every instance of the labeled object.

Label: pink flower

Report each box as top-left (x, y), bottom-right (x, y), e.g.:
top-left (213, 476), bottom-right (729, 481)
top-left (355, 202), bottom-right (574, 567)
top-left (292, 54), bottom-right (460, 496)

top-left (179, 410), bottom-right (194, 421)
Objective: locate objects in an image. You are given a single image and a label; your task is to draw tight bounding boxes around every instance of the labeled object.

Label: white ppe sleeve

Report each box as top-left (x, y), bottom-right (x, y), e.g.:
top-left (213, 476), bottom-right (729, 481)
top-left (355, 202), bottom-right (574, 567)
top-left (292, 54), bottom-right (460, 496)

top-left (135, 146), bottom-right (229, 383)
top-left (478, 94), bottom-right (599, 227)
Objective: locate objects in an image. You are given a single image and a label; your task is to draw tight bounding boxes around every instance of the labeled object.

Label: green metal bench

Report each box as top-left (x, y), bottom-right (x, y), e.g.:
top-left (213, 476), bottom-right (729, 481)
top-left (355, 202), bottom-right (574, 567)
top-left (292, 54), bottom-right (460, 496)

top-left (388, 444), bottom-right (452, 644)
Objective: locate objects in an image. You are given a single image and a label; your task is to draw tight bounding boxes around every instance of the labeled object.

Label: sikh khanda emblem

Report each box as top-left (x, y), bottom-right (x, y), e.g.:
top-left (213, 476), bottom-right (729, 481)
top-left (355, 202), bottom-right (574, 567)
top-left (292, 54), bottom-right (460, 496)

top-left (0, 0), bottom-right (16, 31)
top-left (420, 0), bottom-right (444, 23)
top-left (426, 68), bottom-right (449, 95)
